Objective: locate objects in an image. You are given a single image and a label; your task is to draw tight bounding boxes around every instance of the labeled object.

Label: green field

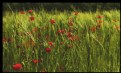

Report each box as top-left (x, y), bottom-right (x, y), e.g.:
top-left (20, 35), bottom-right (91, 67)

top-left (3, 9), bottom-right (120, 72)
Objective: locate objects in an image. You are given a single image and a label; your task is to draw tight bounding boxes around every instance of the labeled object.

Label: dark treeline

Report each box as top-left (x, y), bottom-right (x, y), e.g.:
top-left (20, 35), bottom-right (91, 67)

top-left (3, 3), bottom-right (120, 12)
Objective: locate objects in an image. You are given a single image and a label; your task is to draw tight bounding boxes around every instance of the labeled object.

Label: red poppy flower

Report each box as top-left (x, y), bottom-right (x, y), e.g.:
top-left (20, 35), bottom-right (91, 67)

top-left (91, 27), bottom-right (96, 32)
top-left (32, 59), bottom-right (42, 64)
top-left (68, 36), bottom-right (75, 41)
top-left (66, 32), bottom-right (72, 37)
top-left (19, 11), bottom-right (25, 14)
top-left (29, 16), bottom-right (34, 21)
top-left (97, 20), bottom-right (103, 23)
top-left (28, 10), bottom-right (33, 13)
top-left (74, 35), bottom-right (80, 41)
top-left (56, 29), bottom-right (65, 35)
top-left (32, 27), bottom-right (38, 32)
top-left (74, 12), bottom-right (79, 15)
top-left (97, 15), bottom-right (103, 18)
top-left (50, 19), bottom-right (55, 24)
top-left (113, 25), bottom-right (120, 31)
top-left (13, 63), bottom-right (22, 70)
top-left (46, 48), bottom-right (51, 53)
top-left (99, 20), bottom-right (103, 23)
top-left (48, 42), bottom-right (53, 46)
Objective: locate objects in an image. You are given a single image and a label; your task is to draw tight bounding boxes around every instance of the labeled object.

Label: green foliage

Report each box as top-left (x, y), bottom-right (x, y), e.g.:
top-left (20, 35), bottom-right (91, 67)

top-left (2, 9), bottom-right (120, 72)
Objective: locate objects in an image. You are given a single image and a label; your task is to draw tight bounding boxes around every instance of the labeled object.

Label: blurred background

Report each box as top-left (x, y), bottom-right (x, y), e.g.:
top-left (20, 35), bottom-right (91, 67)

top-left (3, 3), bottom-right (120, 12)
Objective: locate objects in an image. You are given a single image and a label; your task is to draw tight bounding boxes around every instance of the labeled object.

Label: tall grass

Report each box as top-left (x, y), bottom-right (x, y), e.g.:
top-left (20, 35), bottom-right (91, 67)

top-left (2, 9), bottom-right (120, 72)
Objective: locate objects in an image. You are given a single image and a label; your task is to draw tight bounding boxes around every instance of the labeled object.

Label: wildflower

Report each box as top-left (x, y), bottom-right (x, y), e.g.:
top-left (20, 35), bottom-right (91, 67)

top-left (32, 59), bottom-right (42, 64)
top-left (46, 48), bottom-right (51, 53)
top-left (50, 19), bottom-right (55, 24)
top-left (70, 36), bottom-right (78, 41)
top-left (91, 27), bottom-right (96, 32)
top-left (74, 35), bottom-right (80, 41)
top-left (97, 20), bottom-right (103, 23)
top-left (56, 29), bottom-right (65, 35)
top-left (113, 25), bottom-right (120, 31)
top-left (19, 11), bottom-right (25, 14)
top-left (68, 36), bottom-right (75, 41)
top-left (28, 10), bottom-right (33, 13)
top-left (13, 63), bottom-right (22, 70)
top-left (97, 15), bottom-right (103, 18)
top-left (74, 12), bottom-right (79, 15)
top-left (32, 27), bottom-right (38, 32)
top-left (66, 32), bottom-right (72, 38)
top-left (29, 16), bottom-right (34, 21)
top-left (48, 42), bottom-right (53, 46)
top-left (67, 34), bottom-right (80, 41)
